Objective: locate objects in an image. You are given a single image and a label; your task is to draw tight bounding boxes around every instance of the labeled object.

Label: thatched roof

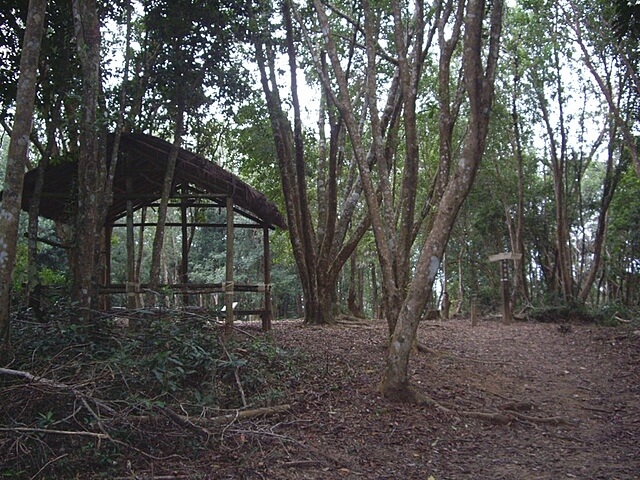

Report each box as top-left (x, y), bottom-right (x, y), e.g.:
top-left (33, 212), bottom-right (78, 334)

top-left (17, 132), bottom-right (287, 229)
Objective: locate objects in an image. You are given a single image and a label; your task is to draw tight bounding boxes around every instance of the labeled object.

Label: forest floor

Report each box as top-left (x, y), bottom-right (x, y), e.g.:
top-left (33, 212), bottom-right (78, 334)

top-left (2, 314), bottom-right (640, 479)
top-left (208, 316), bottom-right (640, 480)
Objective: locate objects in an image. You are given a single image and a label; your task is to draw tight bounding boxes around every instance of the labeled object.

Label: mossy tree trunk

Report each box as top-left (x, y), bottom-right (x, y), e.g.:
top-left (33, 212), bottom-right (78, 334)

top-left (0, 0), bottom-right (47, 361)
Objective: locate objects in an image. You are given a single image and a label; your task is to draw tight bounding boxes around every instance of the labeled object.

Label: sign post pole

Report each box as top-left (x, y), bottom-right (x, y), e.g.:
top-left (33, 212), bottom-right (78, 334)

top-left (488, 253), bottom-right (522, 325)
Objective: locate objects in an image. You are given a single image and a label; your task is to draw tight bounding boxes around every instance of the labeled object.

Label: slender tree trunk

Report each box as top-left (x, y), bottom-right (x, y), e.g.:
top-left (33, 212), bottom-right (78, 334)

top-left (568, 0), bottom-right (640, 179)
top-left (27, 102), bottom-right (59, 321)
top-left (534, 75), bottom-right (573, 299)
top-left (0, 0), bottom-right (47, 360)
top-left (578, 127), bottom-right (624, 300)
top-left (510, 50), bottom-right (529, 303)
top-left (147, 106), bottom-right (184, 304)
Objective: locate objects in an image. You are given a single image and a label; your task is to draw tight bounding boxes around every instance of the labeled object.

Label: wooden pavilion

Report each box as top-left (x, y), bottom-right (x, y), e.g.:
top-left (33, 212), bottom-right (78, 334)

top-left (18, 132), bottom-right (287, 330)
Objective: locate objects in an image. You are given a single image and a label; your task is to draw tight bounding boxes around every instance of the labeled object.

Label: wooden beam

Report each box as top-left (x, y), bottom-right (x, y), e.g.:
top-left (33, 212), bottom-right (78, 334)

top-left (180, 192), bottom-right (190, 306)
top-left (262, 225), bottom-right (272, 331)
top-left (126, 169), bottom-right (137, 309)
top-left (225, 196), bottom-right (235, 328)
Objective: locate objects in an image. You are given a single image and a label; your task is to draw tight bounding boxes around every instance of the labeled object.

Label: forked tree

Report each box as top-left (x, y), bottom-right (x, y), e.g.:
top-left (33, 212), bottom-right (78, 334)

top-left (300, 0), bottom-right (504, 401)
top-left (249, 1), bottom-right (371, 325)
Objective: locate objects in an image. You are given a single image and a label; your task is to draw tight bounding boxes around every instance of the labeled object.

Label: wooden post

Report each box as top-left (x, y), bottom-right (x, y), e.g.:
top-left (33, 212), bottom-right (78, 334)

top-left (101, 225), bottom-right (113, 310)
top-left (262, 225), bottom-right (272, 331)
top-left (125, 167), bottom-right (137, 310)
top-left (180, 193), bottom-right (189, 306)
top-left (225, 196), bottom-right (235, 328)
top-left (500, 259), bottom-right (511, 325)
top-left (488, 252), bottom-right (522, 325)
top-left (441, 291), bottom-right (451, 320)
top-left (471, 296), bottom-right (478, 326)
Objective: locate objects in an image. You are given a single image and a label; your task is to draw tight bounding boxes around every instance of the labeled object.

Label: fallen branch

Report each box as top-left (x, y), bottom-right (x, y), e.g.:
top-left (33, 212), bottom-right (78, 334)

top-left (0, 367), bottom-right (71, 388)
top-left (0, 426), bottom-right (109, 439)
top-left (459, 411), bottom-right (513, 425)
top-left (203, 404), bottom-right (291, 425)
top-left (508, 411), bottom-right (573, 426)
top-left (132, 404), bottom-right (291, 427)
top-left (0, 367), bottom-right (118, 417)
top-left (417, 392), bottom-right (573, 426)
top-left (614, 315), bottom-right (631, 324)
top-left (160, 406), bottom-right (211, 440)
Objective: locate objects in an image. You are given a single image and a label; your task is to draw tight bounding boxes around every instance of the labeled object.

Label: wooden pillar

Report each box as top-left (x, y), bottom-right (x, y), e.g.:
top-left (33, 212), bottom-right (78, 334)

top-left (471, 296), bottom-right (478, 326)
top-left (262, 225), bottom-right (272, 331)
top-left (225, 196), bottom-right (235, 328)
top-left (125, 172), bottom-right (137, 310)
top-left (500, 259), bottom-right (512, 325)
top-left (180, 194), bottom-right (189, 306)
top-left (488, 252), bottom-right (521, 325)
top-left (101, 224), bottom-right (113, 310)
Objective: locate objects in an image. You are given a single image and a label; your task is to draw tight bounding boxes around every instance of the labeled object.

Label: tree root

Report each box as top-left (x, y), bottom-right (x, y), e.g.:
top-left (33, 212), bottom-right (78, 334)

top-left (391, 382), bottom-right (575, 426)
top-left (415, 343), bottom-right (509, 364)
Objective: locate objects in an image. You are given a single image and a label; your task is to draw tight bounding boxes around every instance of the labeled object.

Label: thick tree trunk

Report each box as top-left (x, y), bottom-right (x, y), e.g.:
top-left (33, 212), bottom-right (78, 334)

top-left (380, 128), bottom-right (488, 400)
top-left (0, 0), bottom-right (47, 359)
top-left (71, 0), bottom-right (105, 318)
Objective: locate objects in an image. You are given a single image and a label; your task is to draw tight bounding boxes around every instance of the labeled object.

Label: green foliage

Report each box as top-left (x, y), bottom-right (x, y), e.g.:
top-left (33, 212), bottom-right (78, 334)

top-left (8, 309), bottom-right (302, 408)
top-left (526, 296), bottom-right (636, 326)
top-left (1, 308), bottom-right (304, 477)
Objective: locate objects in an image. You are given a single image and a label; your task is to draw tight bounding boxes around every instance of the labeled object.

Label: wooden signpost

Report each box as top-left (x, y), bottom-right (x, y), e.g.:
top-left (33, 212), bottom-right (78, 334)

top-left (488, 252), bottom-right (522, 325)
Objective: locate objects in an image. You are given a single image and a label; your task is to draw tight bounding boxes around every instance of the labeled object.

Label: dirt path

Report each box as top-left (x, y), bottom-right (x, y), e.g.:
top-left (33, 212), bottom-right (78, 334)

top-left (214, 317), bottom-right (640, 479)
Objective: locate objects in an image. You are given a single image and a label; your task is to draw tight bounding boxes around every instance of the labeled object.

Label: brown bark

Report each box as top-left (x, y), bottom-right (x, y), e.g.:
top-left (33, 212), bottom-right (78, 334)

top-left (250, 2), bottom-right (368, 325)
top-left (0, 0), bottom-right (47, 359)
top-left (147, 106), bottom-right (184, 305)
top-left (380, 0), bottom-right (504, 401)
top-left (578, 125), bottom-right (624, 301)
top-left (71, 0), bottom-right (105, 318)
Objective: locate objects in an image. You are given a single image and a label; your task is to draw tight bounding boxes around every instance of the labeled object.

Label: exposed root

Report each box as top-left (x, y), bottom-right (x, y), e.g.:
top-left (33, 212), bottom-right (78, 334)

top-left (379, 380), bottom-right (433, 405)
top-left (387, 381), bottom-right (575, 426)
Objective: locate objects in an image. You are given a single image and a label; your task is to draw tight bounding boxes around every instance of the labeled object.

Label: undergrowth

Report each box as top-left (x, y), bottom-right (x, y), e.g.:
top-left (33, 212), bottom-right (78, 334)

top-left (526, 298), bottom-right (639, 327)
top-left (0, 308), bottom-right (303, 479)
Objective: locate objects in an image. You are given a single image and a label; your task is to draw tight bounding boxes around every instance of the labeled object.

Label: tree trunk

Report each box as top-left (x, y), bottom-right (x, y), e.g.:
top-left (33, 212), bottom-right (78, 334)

top-left (250, 2), bottom-right (368, 325)
top-left (533, 73), bottom-right (573, 299)
top-left (578, 126), bottom-right (624, 301)
top-left (380, 0), bottom-right (504, 402)
top-left (71, 0), bottom-right (105, 319)
top-left (567, 0), bottom-right (640, 179)
top-left (147, 106), bottom-right (184, 305)
top-left (27, 103), bottom-right (59, 321)
top-left (0, 0), bottom-right (47, 360)
top-left (510, 49), bottom-right (529, 304)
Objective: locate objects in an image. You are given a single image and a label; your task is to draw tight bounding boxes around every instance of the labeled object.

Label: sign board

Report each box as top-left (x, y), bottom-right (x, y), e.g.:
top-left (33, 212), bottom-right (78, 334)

top-left (488, 252), bottom-right (523, 262)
